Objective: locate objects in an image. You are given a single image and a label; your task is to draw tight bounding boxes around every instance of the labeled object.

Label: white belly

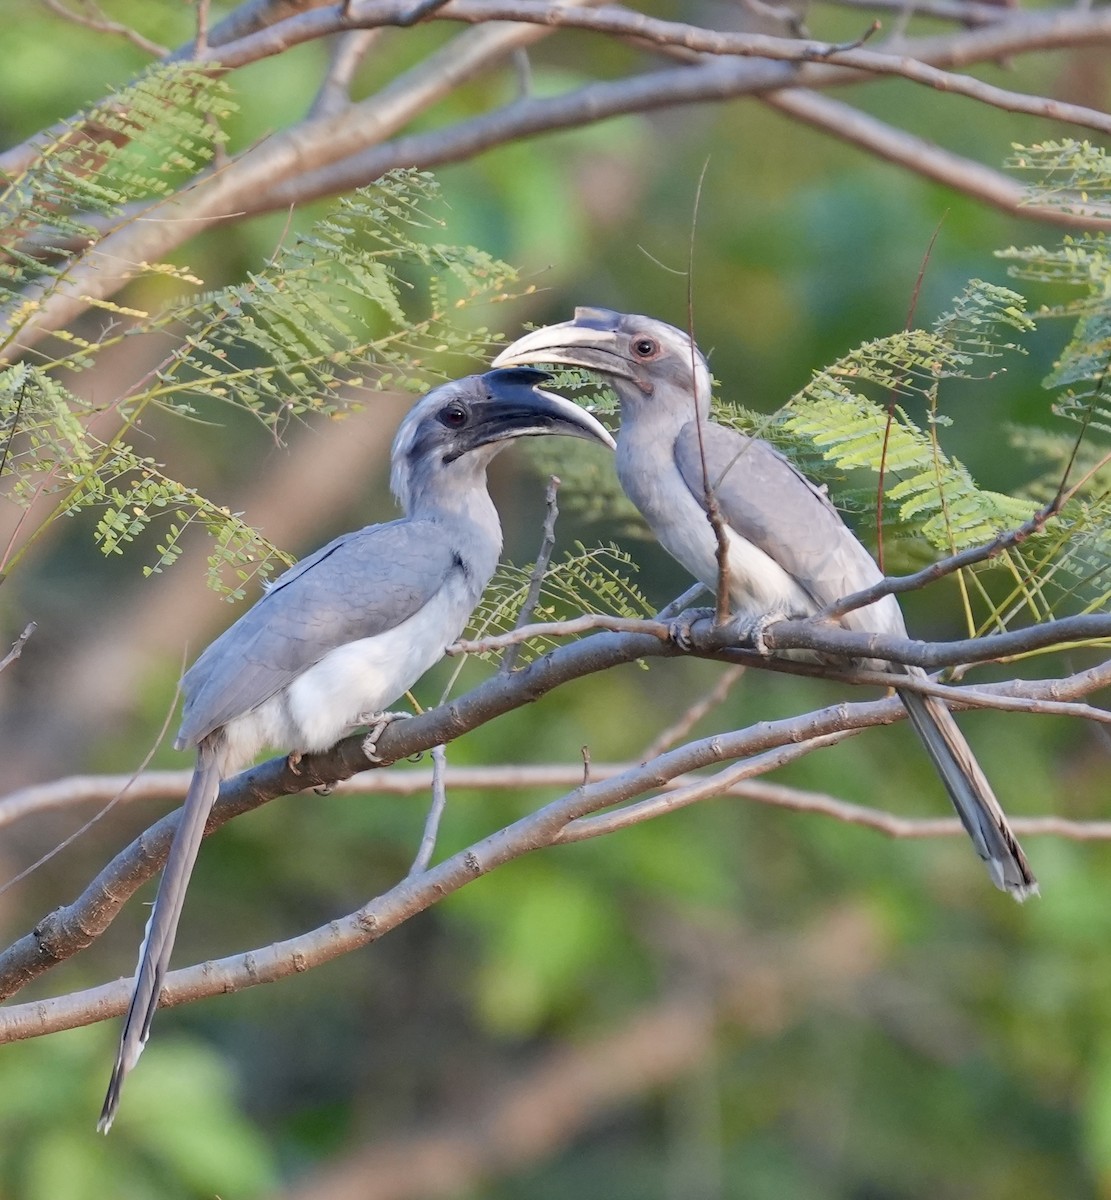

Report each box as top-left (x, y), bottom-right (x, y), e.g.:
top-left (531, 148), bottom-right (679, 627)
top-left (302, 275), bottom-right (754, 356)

top-left (221, 577), bottom-right (472, 767)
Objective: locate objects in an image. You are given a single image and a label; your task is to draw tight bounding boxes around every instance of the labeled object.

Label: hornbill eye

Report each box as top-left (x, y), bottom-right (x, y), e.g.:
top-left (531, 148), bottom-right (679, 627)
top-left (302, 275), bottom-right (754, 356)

top-left (438, 402), bottom-right (469, 429)
top-left (631, 336), bottom-right (659, 359)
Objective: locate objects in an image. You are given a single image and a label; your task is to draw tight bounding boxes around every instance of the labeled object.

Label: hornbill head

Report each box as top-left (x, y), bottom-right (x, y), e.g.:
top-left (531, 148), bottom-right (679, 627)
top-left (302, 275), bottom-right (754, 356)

top-left (391, 367), bottom-right (615, 505)
top-left (493, 308), bottom-right (712, 411)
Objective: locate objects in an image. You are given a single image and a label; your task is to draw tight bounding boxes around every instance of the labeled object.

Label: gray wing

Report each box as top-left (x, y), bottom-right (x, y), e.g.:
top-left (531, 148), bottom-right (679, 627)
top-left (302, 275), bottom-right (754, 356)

top-left (177, 518), bottom-right (460, 746)
top-left (674, 421), bottom-right (902, 633)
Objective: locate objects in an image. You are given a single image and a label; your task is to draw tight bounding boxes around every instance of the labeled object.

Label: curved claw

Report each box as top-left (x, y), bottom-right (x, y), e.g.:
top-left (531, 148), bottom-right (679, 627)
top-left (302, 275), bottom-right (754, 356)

top-left (726, 610), bottom-right (790, 656)
top-left (360, 709), bottom-right (412, 764)
top-left (667, 607), bottom-right (716, 652)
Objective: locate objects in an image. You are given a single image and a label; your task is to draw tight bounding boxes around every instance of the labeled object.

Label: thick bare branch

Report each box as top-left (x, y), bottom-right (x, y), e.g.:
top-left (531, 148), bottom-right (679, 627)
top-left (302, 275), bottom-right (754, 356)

top-left (4, 657), bottom-right (1108, 1042)
top-left (0, 687), bottom-right (954, 1036)
top-left (0, 678), bottom-right (915, 1008)
top-left (3, 6), bottom-right (598, 357)
top-left (5, 3), bottom-right (1111, 356)
top-left (2, 620), bottom-right (1108, 1028)
top-left (763, 88), bottom-right (1111, 230)
top-left (387, 2), bottom-right (1111, 137)
top-left (457, 606), bottom-right (1111, 672)
top-left (820, 0), bottom-right (1011, 23)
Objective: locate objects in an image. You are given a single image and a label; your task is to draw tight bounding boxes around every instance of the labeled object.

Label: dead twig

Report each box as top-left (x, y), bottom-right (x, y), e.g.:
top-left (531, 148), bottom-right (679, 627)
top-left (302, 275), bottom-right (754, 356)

top-left (0, 622), bottom-right (36, 675)
top-left (501, 475), bottom-right (561, 673)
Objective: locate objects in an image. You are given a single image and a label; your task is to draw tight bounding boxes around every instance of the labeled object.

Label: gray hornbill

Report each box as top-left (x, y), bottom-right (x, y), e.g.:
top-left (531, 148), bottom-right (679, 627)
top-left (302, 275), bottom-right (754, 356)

top-left (99, 367), bottom-right (615, 1132)
top-left (494, 308), bottom-right (1036, 900)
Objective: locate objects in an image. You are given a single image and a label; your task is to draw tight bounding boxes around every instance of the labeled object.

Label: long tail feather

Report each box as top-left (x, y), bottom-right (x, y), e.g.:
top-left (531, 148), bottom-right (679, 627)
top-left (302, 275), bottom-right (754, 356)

top-left (898, 683), bottom-right (1036, 901)
top-left (98, 741), bottom-right (223, 1132)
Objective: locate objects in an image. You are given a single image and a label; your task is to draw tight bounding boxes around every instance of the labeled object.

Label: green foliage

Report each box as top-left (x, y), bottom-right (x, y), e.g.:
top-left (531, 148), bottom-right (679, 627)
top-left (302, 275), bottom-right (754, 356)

top-left (1, 363), bottom-right (290, 597)
top-left (986, 141), bottom-right (1111, 618)
top-left (1006, 138), bottom-right (1111, 206)
top-left (707, 260), bottom-right (1111, 633)
top-left (0, 67), bottom-right (524, 593)
top-left (465, 542), bottom-right (655, 664)
top-left (0, 63), bottom-right (232, 354)
top-left (153, 174), bottom-right (522, 430)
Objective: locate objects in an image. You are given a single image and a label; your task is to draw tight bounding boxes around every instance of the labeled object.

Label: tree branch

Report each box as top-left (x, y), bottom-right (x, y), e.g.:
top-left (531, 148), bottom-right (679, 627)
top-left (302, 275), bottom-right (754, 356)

top-left (501, 474), bottom-right (561, 674)
top-left (0, 621), bottom-right (36, 675)
top-left (453, 607), bottom-right (1111, 671)
top-left (2, 620), bottom-right (1108, 1028)
top-left (4, 659), bottom-right (1107, 1043)
top-left (6, 3), bottom-right (1111, 358)
top-left (0, 683), bottom-right (918, 1009)
top-left (39, 0), bottom-right (169, 57)
top-left (762, 88), bottom-right (1111, 229)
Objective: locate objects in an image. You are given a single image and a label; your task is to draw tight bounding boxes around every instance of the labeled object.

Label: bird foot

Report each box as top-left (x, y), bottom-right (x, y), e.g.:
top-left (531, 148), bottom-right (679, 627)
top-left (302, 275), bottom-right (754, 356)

top-left (360, 710), bottom-right (412, 764)
top-left (667, 607), bottom-right (716, 651)
top-left (287, 749), bottom-right (304, 776)
top-left (728, 611), bottom-right (788, 656)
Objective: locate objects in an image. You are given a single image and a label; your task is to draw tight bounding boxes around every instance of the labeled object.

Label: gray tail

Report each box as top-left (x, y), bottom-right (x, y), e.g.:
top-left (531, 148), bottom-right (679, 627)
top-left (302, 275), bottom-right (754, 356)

top-left (98, 742), bottom-right (223, 1133)
top-left (898, 685), bottom-right (1037, 901)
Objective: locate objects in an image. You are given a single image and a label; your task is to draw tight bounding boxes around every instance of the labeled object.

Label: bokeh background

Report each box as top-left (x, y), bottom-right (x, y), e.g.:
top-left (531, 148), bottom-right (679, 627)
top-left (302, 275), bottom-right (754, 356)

top-left (1, 3), bottom-right (1109, 1197)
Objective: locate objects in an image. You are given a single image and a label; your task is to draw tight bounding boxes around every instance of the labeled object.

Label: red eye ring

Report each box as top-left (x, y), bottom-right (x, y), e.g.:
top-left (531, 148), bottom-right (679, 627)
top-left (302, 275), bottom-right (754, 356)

top-left (632, 337), bottom-right (658, 358)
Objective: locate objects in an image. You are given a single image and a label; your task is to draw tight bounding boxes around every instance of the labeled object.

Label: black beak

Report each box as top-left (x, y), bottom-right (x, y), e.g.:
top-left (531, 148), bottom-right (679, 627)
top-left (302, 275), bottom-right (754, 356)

top-left (463, 367), bottom-right (616, 452)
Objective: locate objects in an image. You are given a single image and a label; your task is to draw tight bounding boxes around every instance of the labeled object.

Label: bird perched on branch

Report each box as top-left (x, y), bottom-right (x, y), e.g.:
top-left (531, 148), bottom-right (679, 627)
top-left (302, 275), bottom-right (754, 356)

top-left (99, 368), bottom-right (615, 1132)
top-left (494, 308), bottom-right (1036, 900)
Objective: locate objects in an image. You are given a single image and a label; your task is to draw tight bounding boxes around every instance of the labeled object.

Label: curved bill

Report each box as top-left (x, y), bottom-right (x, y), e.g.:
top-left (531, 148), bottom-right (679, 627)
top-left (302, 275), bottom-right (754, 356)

top-left (492, 315), bottom-right (637, 384)
top-left (466, 366), bottom-right (616, 451)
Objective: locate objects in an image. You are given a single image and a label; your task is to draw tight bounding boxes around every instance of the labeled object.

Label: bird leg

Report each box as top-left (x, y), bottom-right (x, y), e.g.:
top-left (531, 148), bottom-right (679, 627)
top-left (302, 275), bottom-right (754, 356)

top-left (667, 607), bottom-right (716, 651)
top-left (359, 710), bottom-right (412, 764)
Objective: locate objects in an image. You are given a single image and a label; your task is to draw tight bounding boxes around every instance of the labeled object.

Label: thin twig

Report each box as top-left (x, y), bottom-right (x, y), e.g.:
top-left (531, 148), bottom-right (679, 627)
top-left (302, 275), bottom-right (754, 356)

top-left (814, 493), bottom-right (1070, 621)
top-left (501, 475), bottom-right (561, 673)
top-left (195, 0), bottom-right (211, 53)
top-left (811, 19), bottom-right (882, 54)
top-left (453, 613), bottom-right (668, 654)
top-left (408, 745), bottom-right (448, 876)
top-left (0, 672), bottom-right (179, 896)
top-left (0, 622), bottom-right (36, 675)
top-left (641, 664), bottom-right (746, 760)
top-left (309, 28), bottom-right (383, 117)
top-left (557, 731), bottom-right (858, 842)
top-left (38, 0), bottom-right (169, 55)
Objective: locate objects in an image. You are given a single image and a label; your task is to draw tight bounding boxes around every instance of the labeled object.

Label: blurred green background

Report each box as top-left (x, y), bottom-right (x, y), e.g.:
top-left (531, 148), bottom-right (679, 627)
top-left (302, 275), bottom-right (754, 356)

top-left (1, 3), bottom-right (1109, 1198)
